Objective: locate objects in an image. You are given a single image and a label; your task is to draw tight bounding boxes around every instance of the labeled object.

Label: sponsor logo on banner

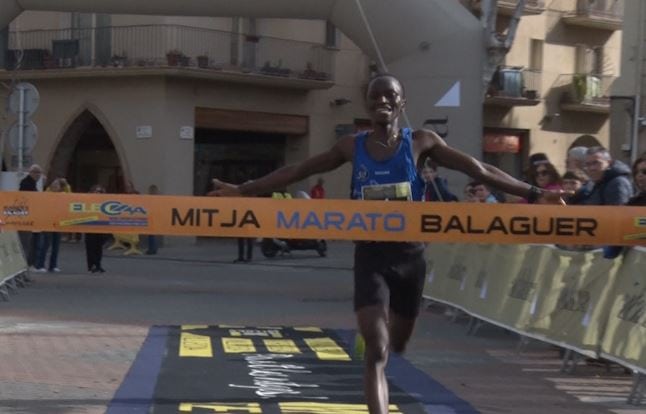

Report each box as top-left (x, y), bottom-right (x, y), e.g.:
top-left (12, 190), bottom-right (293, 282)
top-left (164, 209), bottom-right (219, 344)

top-left (63, 201), bottom-right (149, 227)
top-left (625, 217), bottom-right (646, 241)
top-left (2, 198), bottom-right (33, 226)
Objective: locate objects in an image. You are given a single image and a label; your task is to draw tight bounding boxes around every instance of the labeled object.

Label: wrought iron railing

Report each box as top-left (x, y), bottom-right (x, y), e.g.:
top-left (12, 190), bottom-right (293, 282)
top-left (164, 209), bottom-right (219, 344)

top-left (4, 24), bottom-right (335, 82)
top-left (554, 73), bottom-right (615, 105)
top-left (488, 66), bottom-right (541, 99)
top-left (572, 0), bottom-right (623, 20)
top-left (471, 0), bottom-right (546, 13)
top-left (499, 0), bottom-right (546, 10)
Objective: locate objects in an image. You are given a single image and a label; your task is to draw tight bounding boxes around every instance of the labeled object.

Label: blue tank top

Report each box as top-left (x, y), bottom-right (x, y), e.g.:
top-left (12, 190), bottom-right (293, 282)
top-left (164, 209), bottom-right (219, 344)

top-left (350, 128), bottom-right (423, 201)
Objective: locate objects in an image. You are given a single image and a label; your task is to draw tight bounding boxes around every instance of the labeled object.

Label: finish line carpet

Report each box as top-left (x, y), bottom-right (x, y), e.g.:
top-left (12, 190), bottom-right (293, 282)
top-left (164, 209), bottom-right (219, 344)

top-left (106, 325), bottom-right (479, 414)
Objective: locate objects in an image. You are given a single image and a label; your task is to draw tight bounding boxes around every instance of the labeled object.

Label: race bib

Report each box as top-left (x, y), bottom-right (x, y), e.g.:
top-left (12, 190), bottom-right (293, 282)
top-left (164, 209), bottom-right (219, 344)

top-left (360, 182), bottom-right (412, 201)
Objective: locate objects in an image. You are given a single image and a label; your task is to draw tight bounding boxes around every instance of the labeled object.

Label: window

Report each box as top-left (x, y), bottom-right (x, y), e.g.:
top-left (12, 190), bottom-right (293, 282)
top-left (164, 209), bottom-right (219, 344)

top-left (529, 39), bottom-right (543, 71)
top-left (576, 44), bottom-right (604, 75)
top-left (325, 21), bottom-right (339, 49)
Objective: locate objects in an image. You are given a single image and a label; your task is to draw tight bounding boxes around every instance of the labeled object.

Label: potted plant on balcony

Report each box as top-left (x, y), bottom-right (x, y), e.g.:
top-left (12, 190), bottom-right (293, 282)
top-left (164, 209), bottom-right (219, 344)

top-left (572, 73), bottom-right (587, 102)
top-left (166, 49), bottom-right (183, 67)
top-left (197, 54), bottom-right (209, 68)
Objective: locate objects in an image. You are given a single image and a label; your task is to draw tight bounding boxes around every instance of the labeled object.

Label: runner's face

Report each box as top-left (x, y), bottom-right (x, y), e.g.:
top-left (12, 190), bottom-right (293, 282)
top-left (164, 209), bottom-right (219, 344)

top-left (366, 77), bottom-right (405, 125)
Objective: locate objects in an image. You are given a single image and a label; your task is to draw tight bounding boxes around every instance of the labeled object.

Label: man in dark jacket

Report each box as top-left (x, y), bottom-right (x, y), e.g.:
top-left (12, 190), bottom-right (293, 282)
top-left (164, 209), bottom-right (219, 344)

top-left (573, 147), bottom-right (633, 206)
top-left (18, 164), bottom-right (44, 267)
top-left (19, 164), bottom-right (42, 191)
top-left (575, 147), bottom-right (632, 258)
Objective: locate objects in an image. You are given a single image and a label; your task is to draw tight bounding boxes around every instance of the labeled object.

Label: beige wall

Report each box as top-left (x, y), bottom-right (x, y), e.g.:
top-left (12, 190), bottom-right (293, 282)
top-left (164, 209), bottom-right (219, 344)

top-left (0, 73), bottom-right (369, 198)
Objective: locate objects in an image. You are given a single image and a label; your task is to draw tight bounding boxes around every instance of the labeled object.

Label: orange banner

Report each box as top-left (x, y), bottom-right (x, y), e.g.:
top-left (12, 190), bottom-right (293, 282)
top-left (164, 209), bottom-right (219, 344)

top-left (0, 192), bottom-right (644, 245)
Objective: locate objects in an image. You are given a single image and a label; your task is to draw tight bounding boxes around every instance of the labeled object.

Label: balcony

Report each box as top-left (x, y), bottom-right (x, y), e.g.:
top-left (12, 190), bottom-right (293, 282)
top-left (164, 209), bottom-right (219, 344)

top-left (485, 66), bottom-right (542, 107)
top-left (555, 73), bottom-right (615, 114)
top-left (471, 0), bottom-right (546, 16)
top-left (1, 24), bottom-right (335, 90)
top-left (562, 0), bottom-right (623, 31)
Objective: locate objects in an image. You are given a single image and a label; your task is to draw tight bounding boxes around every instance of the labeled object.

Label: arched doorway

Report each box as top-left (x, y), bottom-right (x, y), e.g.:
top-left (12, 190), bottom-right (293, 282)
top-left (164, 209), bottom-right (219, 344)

top-left (570, 134), bottom-right (602, 149)
top-left (49, 110), bottom-right (123, 193)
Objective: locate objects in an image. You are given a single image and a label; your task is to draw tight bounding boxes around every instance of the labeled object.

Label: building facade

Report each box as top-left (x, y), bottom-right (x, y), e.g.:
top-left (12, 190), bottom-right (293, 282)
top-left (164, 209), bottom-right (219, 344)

top-left (0, 0), bottom-right (624, 202)
top-left (474, 0), bottom-right (623, 177)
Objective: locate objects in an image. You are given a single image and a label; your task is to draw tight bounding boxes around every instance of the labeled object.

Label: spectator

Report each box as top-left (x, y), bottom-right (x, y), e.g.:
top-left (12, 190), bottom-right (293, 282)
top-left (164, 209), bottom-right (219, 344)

top-left (600, 156), bottom-right (646, 259)
top-left (578, 147), bottom-right (633, 206)
top-left (566, 146), bottom-right (588, 172)
top-left (18, 164), bottom-right (44, 268)
top-left (235, 178), bottom-right (257, 263)
top-left (628, 155), bottom-right (646, 206)
top-left (420, 160), bottom-right (458, 202)
top-left (85, 184), bottom-right (108, 273)
top-left (35, 178), bottom-right (65, 272)
top-left (145, 184), bottom-right (160, 255)
top-left (524, 152), bottom-right (550, 181)
top-left (517, 160), bottom-right (563, 204)
top-left (576, 147), bottom-right (633, 259)
top-left (463, 183), bottom-right (480, 202)
top-left (469, 181), bottom-right (499, 203)
top-left (310, 177), bottom-right (326, 199)
top-left (561, 169), bottom-right (588, 204)
top-left (532, 162), bottom-right (562, 190)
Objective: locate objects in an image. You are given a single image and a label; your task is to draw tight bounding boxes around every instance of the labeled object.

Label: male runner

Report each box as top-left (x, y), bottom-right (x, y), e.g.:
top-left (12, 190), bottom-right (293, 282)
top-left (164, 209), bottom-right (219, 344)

top-left (210, 73), bottom-right (562, 414)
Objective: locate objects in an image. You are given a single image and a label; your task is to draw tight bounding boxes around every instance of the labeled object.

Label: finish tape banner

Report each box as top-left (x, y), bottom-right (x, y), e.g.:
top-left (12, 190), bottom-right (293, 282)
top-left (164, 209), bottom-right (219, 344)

top-left (1, 191), bottom-right (645, 245)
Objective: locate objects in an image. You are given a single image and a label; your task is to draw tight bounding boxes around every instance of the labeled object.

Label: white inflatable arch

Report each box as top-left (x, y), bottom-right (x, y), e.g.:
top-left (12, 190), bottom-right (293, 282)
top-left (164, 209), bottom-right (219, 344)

top-left (1, 0), bottom-right (483, 160)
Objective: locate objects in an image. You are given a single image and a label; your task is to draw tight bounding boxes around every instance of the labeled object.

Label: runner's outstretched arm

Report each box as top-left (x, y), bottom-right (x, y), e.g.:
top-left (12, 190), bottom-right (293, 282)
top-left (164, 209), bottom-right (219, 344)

top-left (415, 129), bottom-right (565, 203)
top-left (209, 136), bottom-right (352, 197)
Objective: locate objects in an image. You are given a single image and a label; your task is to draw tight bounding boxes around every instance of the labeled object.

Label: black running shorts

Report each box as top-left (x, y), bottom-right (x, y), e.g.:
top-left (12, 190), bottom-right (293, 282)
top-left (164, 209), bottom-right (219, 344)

top-left (353, 241), bottom-right (426, 319)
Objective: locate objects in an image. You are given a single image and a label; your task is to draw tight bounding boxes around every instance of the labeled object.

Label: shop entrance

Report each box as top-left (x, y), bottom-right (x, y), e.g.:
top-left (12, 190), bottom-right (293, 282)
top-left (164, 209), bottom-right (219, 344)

top-left (194, 129), bottom-right (287, 196)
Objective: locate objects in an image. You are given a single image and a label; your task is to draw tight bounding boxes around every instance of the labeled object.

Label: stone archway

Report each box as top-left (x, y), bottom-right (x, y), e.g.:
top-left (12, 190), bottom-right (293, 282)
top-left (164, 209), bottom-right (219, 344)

top-left (570, 134), bottom-right (602, 149)
top-left (49, 110), bottom-right (123, 193)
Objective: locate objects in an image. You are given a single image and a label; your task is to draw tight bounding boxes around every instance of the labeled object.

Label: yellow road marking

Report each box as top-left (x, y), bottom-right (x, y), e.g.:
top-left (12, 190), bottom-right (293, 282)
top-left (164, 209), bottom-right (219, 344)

top-left (304, 337), bottom-right (350, 361)
top-left (222, 337), bottom-right (256, 353)
top-left (182, 325), bottom-right (208, 330)
top-left (264, 339), bottom-right (301, 354)
top-left (179, 402), bottom-right (262, 413)
top-left (294, 326), bottom-right (322, 332)
top-left (279, 402), bottom-right (402, 413)
top-left (179, 333), bottom-right (213, 358)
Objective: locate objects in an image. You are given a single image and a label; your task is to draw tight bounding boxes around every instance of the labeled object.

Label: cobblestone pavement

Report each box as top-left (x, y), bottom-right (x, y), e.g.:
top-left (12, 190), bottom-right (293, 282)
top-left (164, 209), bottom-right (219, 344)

top-left (0, 238), bottom-right (643, 414)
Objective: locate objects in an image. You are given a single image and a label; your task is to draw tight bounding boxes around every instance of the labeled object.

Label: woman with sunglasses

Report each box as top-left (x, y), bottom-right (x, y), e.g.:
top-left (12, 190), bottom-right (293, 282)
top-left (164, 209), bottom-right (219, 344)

top-left (519, 160), bottom-right (563, 203)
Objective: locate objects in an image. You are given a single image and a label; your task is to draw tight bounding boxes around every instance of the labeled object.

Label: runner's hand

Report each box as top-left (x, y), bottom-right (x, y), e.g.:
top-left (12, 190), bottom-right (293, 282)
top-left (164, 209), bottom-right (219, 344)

top-left (208, 178), bottom-right (241, 197)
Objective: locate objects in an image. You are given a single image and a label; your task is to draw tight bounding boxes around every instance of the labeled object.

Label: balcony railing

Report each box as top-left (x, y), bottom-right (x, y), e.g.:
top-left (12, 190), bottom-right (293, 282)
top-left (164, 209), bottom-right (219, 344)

top-left (555, 73), bottom-right (615, 113)
top-left (485, 66), bottom-right (542, 106)
top-left (562, 0), bottom-right (623, 30)
top-left (471, 0), bottom-right (545, 16)
top-left (3, 24), bottom-right (335, 84)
